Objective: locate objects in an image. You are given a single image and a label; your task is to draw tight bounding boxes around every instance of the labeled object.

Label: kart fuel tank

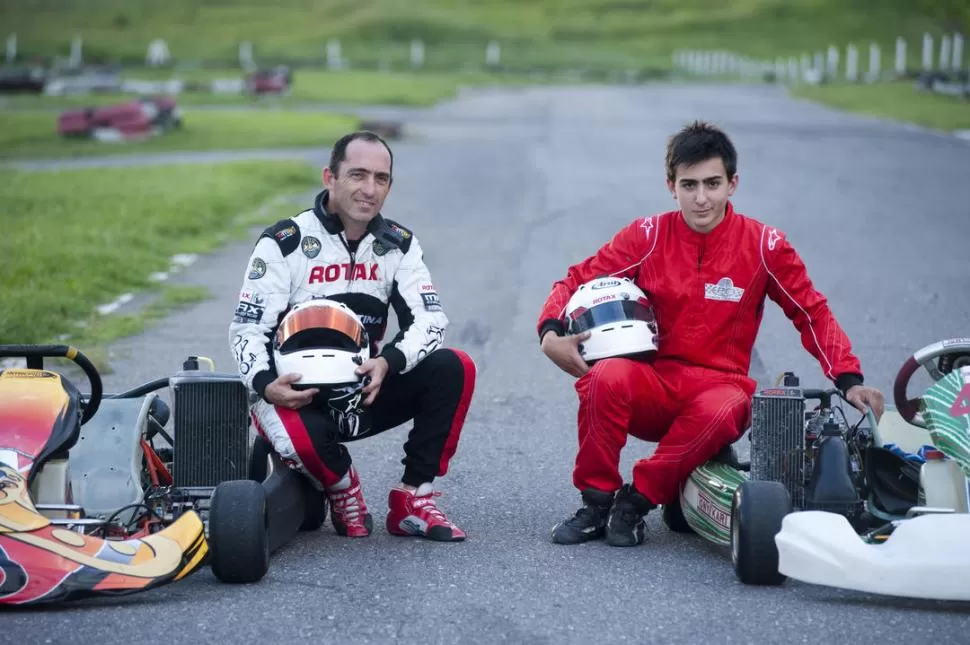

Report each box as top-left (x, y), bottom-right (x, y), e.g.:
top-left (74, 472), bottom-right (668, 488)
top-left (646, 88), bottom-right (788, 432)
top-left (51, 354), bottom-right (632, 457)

top-left (681, 462), bottom-right (747, 546)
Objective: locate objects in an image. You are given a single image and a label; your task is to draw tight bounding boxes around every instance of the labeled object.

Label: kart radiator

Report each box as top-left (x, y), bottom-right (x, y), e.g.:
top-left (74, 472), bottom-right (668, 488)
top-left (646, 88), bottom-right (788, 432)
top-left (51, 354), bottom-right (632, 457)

top-left (170, 365), bottom-right (251, 488)
top-left (749, 385), bottom-right (807, 508)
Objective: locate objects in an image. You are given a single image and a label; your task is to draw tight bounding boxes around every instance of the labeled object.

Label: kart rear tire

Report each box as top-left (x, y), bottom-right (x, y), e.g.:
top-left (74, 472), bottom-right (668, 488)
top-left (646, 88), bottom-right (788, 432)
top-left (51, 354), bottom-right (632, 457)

top-left (300, 489), bottom-right (329, 531)
top-left (209, 479), bottom-right (270, 584)
top-left (730, 480), bottom-right (791, 586)
top-left (662, 494), bottom-right (695, 534)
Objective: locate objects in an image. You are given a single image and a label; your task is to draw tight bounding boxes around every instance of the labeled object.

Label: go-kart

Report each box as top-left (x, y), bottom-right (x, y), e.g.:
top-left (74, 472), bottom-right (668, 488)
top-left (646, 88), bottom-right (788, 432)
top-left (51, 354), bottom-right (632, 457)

top-left (57, 96), bottom-right (182, 142)
top-left (662, 337), bottom-right (970, 601)
top-left (775, 337), bottom-right (970, 601)
top-left (0, 344), bottom-right (328, 606)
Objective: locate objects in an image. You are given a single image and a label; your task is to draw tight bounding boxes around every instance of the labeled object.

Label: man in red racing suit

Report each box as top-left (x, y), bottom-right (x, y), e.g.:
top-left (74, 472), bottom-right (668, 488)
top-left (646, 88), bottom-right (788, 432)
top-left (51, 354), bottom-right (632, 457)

top-left (537, 121), bottom-right (885, 547)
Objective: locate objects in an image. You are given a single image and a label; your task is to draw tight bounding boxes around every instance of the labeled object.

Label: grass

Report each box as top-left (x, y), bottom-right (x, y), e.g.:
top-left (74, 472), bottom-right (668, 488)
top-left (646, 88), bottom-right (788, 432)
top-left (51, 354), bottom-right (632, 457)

top-left (0, 108), bottom-right (360, 159)
top-left (1, 0), bottom-right (965, 71)
top-left (0, 68), bottom-right (547, 111)
top-left (790, 80), bottom-right (970, 132)
top-left (0, 160), bottom-right (316, 347)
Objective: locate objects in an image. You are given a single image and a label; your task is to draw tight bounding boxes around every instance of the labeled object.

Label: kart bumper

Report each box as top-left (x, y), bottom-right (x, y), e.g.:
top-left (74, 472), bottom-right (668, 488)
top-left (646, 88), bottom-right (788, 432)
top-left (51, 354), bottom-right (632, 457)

top-left (775, 511), bottom-right (970, 601)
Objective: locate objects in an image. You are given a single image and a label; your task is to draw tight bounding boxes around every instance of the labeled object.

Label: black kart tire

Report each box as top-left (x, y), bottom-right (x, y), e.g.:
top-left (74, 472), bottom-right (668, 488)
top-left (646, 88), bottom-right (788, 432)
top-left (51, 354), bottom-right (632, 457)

top-left (209, 479), bottom-right (270, 584)
top-left (662, 494), bottom-right (695, 534)
top-left (300, 486), bottom-right (329, 531)
top-left (730, 480), bottom-right (791, 586)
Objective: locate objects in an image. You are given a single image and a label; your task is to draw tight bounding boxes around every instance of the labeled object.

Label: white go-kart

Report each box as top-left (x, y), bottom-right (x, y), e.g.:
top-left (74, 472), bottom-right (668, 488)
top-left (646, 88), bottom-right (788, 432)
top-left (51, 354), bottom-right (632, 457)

top-left (775, 337), bottom-right (970, 602)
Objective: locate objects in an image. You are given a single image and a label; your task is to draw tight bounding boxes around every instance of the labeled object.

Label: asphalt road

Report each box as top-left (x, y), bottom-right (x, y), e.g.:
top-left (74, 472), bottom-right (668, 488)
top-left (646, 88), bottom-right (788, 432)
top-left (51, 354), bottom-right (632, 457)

top-left (5, 83), bottom-right (970, 643)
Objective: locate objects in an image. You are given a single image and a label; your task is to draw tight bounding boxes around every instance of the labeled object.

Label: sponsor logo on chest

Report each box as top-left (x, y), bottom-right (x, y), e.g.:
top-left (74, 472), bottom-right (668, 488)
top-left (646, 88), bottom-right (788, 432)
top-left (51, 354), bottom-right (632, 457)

top-left (704, 277), bottom-right (744, 302)
top-left (308, 263), bottom-right (379, 283)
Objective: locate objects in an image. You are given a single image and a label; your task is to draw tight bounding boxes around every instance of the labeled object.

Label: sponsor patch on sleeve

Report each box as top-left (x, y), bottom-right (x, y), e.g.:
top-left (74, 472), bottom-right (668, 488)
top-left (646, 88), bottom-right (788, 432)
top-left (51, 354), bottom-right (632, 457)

top-left (420, 291), bottom-right (442, 312)
top-left (248, 257), bottom-right (267, 280)
top-left (234, 299), bottom-right (265, 323)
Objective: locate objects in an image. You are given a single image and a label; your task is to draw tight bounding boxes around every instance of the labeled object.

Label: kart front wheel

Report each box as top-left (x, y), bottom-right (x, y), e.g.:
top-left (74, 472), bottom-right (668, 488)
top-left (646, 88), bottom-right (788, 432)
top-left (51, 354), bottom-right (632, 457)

top-left (209, 479), bottom-right (270, 584)
top-left (730, 480), bottom-right (791, 586)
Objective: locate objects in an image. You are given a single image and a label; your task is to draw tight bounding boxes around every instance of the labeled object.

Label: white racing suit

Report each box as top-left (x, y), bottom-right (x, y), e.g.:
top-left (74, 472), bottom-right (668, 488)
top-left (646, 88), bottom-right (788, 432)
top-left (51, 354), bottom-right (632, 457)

top-left (228, 190), bottom-right (477, 489)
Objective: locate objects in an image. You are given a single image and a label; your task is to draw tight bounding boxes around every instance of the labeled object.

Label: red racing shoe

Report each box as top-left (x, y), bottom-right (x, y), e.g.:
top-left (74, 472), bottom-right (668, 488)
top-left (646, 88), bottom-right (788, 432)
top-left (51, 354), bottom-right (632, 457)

top-left (326, 465), bottom-right (373, 538)
top-left (386, 483), bottom-right (466, 542)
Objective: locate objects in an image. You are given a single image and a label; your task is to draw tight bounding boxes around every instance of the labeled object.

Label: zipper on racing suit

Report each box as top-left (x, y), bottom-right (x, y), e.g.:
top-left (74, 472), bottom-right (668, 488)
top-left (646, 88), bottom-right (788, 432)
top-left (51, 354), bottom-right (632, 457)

top-left (338, 232), bottom-right (357, 285)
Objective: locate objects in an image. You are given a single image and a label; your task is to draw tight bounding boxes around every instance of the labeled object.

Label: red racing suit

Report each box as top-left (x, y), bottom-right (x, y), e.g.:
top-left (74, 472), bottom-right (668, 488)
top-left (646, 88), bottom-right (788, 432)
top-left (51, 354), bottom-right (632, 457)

top-left (536, 202), bottom-right (865, 505)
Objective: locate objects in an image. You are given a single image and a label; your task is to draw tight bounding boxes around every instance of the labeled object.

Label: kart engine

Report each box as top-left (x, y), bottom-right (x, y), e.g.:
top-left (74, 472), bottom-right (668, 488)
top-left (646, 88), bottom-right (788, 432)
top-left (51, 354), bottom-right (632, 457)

top-left (749, 373), bottom-right (867, 527)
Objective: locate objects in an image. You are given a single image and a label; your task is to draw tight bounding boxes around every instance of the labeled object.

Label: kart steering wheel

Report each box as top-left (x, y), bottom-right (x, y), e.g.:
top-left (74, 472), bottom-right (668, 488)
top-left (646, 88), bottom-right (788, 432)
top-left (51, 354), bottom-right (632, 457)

top-left (0, 344), bottom-right (103, 425)
top-left (893, 337), bottom-right (970, 427)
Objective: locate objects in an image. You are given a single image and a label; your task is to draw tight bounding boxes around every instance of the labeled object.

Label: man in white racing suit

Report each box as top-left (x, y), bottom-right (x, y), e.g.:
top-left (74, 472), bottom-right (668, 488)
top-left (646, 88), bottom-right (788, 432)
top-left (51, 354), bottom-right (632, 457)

top-left (229, 131), bottom-right (476, 542)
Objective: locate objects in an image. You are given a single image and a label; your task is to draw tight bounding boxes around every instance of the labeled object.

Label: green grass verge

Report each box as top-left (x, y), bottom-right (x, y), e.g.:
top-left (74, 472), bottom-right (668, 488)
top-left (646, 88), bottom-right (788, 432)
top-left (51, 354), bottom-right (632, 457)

top-left (0, 108), bottom-right (360, 160)
top-left (0, 160), bottom-right (315, 347)
top-left (789, 81), bottom-right (970, 132)
top-left (1, 0), bottom-right (965, 70)
top-left (0, 68), bottom-right (550, 111)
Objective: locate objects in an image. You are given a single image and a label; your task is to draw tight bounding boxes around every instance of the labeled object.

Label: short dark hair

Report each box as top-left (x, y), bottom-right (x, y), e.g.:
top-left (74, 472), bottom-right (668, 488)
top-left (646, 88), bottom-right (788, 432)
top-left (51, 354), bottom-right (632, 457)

top-left (328, 130), bottom-right (394, 178)
top-left (665, 121), bottom-right (737, 182)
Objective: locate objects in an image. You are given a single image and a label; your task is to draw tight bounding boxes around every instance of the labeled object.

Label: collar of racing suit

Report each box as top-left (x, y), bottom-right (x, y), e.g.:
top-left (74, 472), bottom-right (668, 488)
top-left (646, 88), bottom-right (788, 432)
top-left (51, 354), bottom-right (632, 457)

top-left (671, 199), bottom-right (738, 248)
top-left (313, 189), bottom-right (390, 239)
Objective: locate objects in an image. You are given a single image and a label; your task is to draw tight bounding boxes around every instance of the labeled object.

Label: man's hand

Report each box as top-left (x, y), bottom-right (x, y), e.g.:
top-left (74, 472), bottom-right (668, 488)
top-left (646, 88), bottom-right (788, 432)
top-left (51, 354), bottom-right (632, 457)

top-left (541, 330), bottom-right (592, 378)
top-left (356, 357), bottom-right (390, 406)
top-left (264, 372), bottom-right (318, 410)
top-left (845, 384), bottom-right (885, 421)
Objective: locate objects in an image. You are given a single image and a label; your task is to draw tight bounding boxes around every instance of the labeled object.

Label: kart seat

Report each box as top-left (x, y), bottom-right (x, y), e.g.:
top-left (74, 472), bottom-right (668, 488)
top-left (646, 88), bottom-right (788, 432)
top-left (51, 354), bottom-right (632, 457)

top-left (0, 368), bottom-right (84, 487)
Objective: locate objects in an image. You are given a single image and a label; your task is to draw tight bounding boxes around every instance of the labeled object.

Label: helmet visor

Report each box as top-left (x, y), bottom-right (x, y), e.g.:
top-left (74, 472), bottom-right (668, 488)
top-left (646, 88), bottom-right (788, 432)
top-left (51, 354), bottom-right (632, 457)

top-left (277, 305), bottom-right (366, 353)
top-left (569, 300), bottom-right (655, 334)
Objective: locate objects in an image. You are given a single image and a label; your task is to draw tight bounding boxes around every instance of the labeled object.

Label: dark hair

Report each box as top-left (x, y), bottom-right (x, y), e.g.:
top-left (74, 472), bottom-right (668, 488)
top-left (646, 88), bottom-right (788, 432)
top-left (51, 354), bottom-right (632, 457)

top-left (665, 121), bottom-right (737, 182)
top-left (328, 130), bottom-right (394, 178)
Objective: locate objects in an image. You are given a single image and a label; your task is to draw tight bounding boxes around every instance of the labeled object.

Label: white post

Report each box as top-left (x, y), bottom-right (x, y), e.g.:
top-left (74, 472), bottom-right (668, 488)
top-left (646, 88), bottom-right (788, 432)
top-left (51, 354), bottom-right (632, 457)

top-left (846, 43), bottom-right (859, 82)
top-left (923, 33), bottom-right (934, 71)
top-left (788, 57), bottom-right (799, 84)
top-left (826, 45), bottom-right (839, 80)
top-left (239, 41), bottom-right (254, 70)
top-left (953, 33), bottom-right (964, 72)
top-left (486, 41), bottom-right (500, 66)
top-left (5, 33), bottom-right (15, 63)
top-left (327, 39), bottom-right (341, 70)
top-left (814, 50), bottom-right (824, 74)
top-left (410, 39), bottom-right (424, 68)
top-left (69, 35), bottom-right (82, 68)
top-left (800, 53), bottom-right (811, 81)
top-left (895, 37), bottom-right (907, 76)
top-left (146, 39), bottom-right (171, 67)
top-left (868, 42), bottom-right (881, 82)
top-left (940, 34), bottom-right (952, 71)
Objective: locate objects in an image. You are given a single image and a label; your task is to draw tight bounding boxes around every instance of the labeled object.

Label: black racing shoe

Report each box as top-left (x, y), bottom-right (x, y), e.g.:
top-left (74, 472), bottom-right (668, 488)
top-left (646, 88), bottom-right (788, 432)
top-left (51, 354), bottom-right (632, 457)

top-left (551, 489), bottom-right (615, 545)
top-left (605, 483), bottom-right (656, 547)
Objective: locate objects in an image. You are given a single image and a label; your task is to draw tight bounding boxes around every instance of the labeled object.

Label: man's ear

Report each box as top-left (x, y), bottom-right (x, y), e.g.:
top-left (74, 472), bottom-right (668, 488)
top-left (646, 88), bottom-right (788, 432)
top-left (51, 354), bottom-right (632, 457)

top-left (666, 178), bottom-right (676, 198)
top-left (322, 166), bottom-right (335, 188)
top-left (727, 173), bottom-right (739, 197)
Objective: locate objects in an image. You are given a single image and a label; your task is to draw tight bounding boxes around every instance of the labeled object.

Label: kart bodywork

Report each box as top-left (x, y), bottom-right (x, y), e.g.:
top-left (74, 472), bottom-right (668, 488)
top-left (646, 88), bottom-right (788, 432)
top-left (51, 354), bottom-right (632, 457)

top-left (0, 345), bottom-right (327, 606)
top-left (57, 96), bottom-right (182, 142)
top-left (663, 337), bottom-right (970, 599)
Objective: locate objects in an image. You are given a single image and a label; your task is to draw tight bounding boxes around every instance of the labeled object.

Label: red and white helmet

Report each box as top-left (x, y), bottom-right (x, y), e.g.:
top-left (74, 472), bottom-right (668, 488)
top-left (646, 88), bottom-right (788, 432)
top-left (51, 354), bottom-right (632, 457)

top-left (564, 277), bottom-right (659, 362)
top-left (272, 299), bottom-right (369, 386)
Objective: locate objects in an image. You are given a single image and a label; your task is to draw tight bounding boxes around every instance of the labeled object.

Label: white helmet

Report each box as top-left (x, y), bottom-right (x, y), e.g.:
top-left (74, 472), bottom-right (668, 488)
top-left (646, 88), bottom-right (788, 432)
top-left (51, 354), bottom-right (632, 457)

top-left (273, 299), bottom-right (369, 387)
top-left (564, 277), bottom-right (659, 362)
